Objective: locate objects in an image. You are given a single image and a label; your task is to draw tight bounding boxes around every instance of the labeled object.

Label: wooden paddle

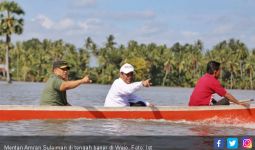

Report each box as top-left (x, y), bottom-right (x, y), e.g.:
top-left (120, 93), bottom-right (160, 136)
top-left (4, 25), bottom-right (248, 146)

top-left (230, 99), bottom-right (254, 104)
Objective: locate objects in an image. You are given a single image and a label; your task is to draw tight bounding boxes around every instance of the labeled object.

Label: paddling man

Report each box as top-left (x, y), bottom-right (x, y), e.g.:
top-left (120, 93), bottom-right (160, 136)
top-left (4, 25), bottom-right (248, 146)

top-left (104, 63), bottom-right (153, 107)
top-left (40, 60), bottom-right (92, 106)
top-left (189, 61), bottom-right (249, 107)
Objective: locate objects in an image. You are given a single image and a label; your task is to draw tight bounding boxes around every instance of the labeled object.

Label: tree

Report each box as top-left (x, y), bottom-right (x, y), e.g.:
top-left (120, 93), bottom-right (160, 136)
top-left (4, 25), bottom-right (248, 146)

top-left (105, 34), bottom-right (116, 49)
top-left (0, 1), bottom-right (24, 83)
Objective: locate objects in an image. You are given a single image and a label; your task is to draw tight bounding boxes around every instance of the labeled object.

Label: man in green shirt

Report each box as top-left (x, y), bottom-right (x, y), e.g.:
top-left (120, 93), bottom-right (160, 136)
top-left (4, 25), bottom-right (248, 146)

top-left (40, 60), bottom-right (91, 106)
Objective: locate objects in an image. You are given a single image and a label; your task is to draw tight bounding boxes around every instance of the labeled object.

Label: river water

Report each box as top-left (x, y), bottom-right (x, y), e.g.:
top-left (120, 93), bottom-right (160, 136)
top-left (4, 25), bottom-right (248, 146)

top-left (0, 81), bottom-right (255, 136)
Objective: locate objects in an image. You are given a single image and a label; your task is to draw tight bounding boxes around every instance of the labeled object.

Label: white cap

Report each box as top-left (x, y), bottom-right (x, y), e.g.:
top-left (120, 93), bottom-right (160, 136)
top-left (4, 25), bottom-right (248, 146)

top-left (120, 63), bottom-right (134, 74)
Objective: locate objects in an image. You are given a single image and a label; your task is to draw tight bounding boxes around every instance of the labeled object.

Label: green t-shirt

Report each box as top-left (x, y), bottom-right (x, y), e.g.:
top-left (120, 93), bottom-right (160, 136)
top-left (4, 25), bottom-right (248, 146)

top-left (40, 74), bottom-right (68, 106)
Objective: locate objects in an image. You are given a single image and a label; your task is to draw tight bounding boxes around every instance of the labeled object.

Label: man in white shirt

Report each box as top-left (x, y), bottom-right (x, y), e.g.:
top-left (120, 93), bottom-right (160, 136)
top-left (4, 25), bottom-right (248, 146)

top-left (104, 63), bottom-right (153, 107)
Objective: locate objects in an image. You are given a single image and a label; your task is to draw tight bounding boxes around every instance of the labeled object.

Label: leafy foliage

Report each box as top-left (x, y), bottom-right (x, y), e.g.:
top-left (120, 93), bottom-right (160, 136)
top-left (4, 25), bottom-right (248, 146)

top-left (0, 2), bottom-right (254, 89)
top-left (0, 36), bottom-right (254, 89)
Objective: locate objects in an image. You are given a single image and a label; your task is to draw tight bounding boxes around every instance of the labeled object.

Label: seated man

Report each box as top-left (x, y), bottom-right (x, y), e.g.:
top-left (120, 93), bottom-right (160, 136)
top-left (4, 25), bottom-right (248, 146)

top-left (40, 60), bottom-right (91, 106)
top-left (104, 63), bottom-right (153, 107)
top-left (189, 61), bottom-right (249, 107)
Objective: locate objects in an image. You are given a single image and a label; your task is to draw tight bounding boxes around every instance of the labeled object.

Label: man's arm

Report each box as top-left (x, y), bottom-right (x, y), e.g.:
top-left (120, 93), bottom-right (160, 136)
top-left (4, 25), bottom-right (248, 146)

top-left (119, 79), bottom-right (151, 95)
top-left (224, 92), bottom-right (250, 107)
top-left (128, 79), bottom-right (154, 107)
top-left (60, 75), bottom-right (91, 91)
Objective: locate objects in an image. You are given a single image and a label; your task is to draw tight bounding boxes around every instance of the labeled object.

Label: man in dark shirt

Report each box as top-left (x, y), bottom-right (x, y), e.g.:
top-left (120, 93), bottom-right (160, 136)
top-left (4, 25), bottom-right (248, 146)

top-left (40, 60), bottom-right (91, 106)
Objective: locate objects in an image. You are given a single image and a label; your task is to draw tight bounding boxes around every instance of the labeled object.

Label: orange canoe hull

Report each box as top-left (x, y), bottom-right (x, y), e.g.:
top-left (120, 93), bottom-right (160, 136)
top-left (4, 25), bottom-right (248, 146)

top-left (0, 105), bottom-right (254, 122)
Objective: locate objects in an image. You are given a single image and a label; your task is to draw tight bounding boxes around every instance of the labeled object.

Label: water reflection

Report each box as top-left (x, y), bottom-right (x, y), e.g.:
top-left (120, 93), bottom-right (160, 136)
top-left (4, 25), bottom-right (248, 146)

top-left (189, 125), bottom-right (219, 136)
top-left (188, 124), bottom-right (255, 136)
top-left (40, 120), bottom-right (74, 135)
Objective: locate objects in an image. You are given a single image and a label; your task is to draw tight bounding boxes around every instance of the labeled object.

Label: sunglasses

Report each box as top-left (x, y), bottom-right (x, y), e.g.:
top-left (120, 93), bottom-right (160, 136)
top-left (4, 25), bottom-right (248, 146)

top-left (122, 72), bottom-right (134, 76)
top-left (59, 67), bottom-right (69, 71)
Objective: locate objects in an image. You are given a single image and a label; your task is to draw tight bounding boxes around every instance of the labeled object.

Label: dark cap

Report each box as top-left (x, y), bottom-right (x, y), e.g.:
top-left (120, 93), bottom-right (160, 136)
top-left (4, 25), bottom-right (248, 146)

top-left (53, 60), bottom-right (70, 70)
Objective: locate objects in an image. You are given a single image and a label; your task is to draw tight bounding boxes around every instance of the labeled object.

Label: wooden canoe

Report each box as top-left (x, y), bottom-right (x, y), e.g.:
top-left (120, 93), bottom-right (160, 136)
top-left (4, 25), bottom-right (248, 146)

top-left (0, 105), bottom-right (254, 122)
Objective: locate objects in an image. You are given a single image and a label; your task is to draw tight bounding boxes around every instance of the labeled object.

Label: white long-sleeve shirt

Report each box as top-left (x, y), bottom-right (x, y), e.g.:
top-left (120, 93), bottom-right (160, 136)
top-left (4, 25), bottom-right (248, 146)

top-left (104, 78), bottom-right (149, 107)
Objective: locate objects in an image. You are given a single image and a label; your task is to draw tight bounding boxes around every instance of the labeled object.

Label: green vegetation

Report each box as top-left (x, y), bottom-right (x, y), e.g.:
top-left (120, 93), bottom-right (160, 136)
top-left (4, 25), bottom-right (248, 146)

top-left (0, 36), bottom-right (255, 89)
top-left (0, 0), bottom-right (24, 83)
top-left (0, 1), bottom-right (254, 89)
